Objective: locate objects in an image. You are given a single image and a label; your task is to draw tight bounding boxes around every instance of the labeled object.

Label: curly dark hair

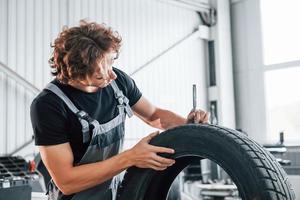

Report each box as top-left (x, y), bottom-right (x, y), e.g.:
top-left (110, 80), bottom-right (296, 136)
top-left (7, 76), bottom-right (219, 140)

top-left (49, 20), bottom-right (122, 83)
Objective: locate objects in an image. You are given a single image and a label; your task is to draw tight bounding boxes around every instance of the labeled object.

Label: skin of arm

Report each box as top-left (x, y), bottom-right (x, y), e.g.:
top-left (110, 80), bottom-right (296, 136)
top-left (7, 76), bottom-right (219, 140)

top-left (39, 126), bottom-right (175, 195)
top-left (132, 96), bottom-right (208, 130)
top-left (39, 96), bottom-right (207, 195)
top-left (40, 137), bottom-right (175, 195)
top-left (39, 143), bottom-right (132, 195)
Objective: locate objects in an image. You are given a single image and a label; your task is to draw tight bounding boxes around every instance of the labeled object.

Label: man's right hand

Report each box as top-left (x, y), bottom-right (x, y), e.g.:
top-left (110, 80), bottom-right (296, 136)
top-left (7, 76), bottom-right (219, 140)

top-left (126, 131), bottom-right (176, 171)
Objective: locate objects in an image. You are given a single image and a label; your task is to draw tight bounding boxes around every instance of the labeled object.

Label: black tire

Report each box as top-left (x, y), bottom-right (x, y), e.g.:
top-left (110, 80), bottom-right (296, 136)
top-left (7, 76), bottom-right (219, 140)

top-left (117, 124), bottom-right (295, 200)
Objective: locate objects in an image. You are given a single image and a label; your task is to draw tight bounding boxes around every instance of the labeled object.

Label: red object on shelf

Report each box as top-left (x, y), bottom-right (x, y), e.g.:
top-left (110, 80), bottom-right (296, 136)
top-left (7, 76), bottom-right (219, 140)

top-left (29, 160), bottom-right (36, 172)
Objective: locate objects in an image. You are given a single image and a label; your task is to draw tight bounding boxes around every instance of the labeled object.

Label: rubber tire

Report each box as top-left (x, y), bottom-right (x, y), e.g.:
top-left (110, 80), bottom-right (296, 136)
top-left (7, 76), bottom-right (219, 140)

top-left (117, 124), bottom-right (295, 200)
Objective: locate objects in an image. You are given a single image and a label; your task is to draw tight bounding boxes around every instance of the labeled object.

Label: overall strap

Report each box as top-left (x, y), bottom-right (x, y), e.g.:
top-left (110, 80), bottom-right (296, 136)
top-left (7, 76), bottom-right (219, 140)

top-left (110, 80), bottom-right (133, 117)
top-left (45, 83), bottom-right (91, 143)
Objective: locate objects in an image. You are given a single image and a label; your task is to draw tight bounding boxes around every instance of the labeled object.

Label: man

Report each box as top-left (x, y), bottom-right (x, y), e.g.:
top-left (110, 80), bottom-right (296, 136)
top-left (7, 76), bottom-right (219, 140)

top-left (30, 20), bottom-right (209, 200)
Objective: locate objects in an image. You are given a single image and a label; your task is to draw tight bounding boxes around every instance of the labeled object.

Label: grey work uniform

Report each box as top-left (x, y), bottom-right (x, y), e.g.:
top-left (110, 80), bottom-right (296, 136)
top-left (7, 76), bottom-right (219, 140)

top-left (45, 80), bottom-right (133, 200)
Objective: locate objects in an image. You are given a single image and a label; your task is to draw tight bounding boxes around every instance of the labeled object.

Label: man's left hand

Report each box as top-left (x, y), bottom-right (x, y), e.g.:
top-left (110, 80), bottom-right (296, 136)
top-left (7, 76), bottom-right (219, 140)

top-left (186, 109), bottom-right (210, 124)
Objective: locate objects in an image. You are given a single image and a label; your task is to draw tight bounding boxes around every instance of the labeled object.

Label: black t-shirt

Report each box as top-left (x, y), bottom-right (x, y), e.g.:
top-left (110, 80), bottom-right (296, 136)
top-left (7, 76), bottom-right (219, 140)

top-left (30, 67), bottom-right (142, 164)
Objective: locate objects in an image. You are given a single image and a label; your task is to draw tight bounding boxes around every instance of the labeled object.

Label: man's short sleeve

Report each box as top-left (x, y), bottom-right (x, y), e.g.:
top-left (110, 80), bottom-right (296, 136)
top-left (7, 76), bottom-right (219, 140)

top-left (30, 93), bottom-right (70, 146)
top-left (113, 68), bottom-right (142, 107)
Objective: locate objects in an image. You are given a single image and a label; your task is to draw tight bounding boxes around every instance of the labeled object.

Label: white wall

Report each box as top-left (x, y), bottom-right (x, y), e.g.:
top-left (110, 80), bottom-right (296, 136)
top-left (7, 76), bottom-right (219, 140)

top-left (231, 0), bottom-right (267, 144)
top-left (211, 0), bottom-right (236, 129)
top-left (0, 0), bottom-right (207, 154)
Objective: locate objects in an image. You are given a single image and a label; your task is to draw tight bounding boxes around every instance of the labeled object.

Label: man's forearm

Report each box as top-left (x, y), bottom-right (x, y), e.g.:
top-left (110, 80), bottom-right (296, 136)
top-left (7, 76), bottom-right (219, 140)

top-left (148, 108), bottom-right (187, 130)
top-left (57, 150), bottom-right (132, 195)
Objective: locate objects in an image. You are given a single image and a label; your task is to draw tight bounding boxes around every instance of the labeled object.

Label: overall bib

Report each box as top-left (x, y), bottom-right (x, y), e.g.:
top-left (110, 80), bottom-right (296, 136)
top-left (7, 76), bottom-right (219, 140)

top-left (44, 80), bottom-right (133, 200)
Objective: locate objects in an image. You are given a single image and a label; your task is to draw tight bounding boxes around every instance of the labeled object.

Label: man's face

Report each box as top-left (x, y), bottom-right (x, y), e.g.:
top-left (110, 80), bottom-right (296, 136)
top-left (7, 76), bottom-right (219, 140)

top-left (86, 52), bottom-right (118, 88)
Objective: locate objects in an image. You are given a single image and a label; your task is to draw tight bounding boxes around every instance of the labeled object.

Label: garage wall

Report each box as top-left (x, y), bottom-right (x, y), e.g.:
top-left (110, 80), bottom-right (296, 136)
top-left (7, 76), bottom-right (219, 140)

top-left (0, 0), bottom-right (69, 155)
top-left (0, 0), bottom-right (207, 154)
top-left (230, 0), bottom-right (267, 144)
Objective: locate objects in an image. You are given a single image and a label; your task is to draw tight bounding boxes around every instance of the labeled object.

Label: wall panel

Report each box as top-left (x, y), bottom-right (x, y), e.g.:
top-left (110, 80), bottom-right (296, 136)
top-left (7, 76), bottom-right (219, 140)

top-left (6, 0), bottom-right (17, 153)
top-left (0, 0), bottom-right (8, 154)
top-left (0, 0), bottom-right (207, 155)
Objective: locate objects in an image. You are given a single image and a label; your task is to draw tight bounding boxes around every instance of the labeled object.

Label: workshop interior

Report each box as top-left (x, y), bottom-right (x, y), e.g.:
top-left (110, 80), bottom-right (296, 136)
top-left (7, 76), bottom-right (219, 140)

top-left (0, 0), bottom-right (300, 199)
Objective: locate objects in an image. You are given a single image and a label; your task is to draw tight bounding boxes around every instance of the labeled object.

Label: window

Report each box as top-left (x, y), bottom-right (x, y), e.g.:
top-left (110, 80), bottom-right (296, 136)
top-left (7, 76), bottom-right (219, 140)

top-left (261, 0), bottom-right (300, 65)
top-left (264, 67), bottom-right (300, 144)
top-left (261, 0), bottom-right (300, 144)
